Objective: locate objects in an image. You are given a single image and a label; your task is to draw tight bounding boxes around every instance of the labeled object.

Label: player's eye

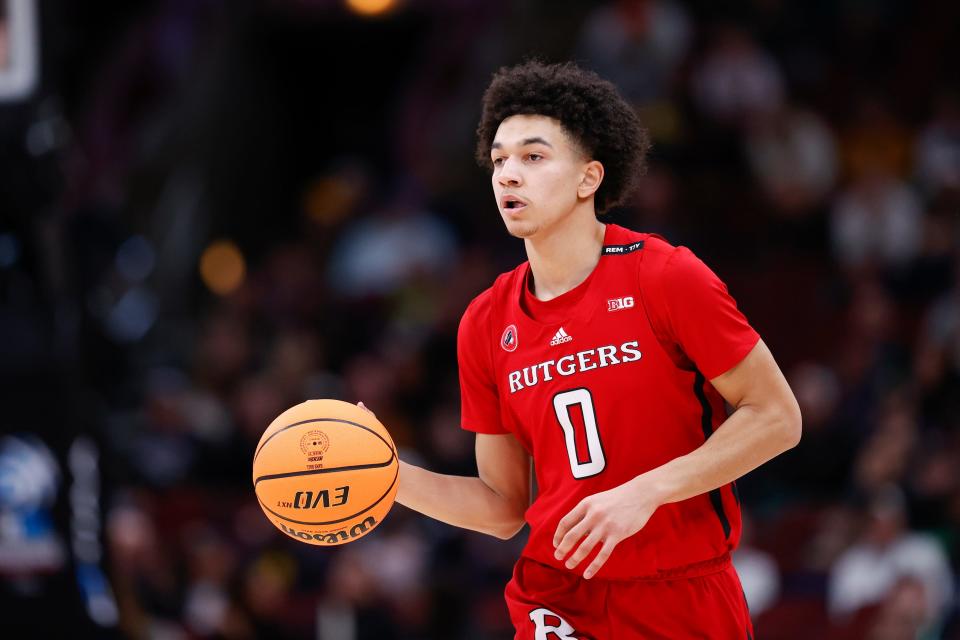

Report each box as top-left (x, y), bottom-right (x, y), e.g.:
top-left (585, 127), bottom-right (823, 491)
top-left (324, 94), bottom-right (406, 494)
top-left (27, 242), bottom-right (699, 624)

top-left (492, 157), bottom-right (505, 167)
top-left (527, 153), bottom-right (542, 162)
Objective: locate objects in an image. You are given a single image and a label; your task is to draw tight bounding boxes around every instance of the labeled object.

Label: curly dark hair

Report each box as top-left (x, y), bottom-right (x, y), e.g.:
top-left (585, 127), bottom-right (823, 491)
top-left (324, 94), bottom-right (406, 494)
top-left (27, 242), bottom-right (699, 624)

top-left (475, 60), bottom-right (650, 214)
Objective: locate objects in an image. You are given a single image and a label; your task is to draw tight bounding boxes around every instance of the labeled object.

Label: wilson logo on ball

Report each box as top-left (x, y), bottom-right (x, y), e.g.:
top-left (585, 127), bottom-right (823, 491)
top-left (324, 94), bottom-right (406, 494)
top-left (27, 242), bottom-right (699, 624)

top-left (278, 516), bottom-right (376, 544)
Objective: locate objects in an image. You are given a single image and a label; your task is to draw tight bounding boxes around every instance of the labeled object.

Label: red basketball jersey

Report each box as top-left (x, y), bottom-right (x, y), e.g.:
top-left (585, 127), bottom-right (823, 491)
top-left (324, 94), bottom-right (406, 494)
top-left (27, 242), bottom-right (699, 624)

top-left (457, 224), bottom-right (760, 580)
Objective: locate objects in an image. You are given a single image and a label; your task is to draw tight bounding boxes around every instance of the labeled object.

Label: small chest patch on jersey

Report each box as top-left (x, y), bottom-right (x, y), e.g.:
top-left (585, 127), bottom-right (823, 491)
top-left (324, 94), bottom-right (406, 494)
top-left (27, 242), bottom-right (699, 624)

top-left (501, 324), bottom-right (518, 352)
top-left (606, 296), bottom-right (635, 312)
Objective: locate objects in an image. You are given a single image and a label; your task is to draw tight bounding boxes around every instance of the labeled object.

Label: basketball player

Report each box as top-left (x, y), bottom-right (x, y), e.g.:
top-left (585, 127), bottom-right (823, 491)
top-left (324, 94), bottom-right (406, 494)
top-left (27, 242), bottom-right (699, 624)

top-left (366, 61), bottom-right (801, 638)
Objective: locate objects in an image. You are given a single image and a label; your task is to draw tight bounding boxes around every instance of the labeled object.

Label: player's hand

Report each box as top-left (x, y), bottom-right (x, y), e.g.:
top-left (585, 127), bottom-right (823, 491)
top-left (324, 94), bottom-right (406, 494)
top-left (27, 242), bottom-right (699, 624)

top-left (357, 401), bottom-right (375, 416)
top-left (552, 476), bottom-right (661, 579)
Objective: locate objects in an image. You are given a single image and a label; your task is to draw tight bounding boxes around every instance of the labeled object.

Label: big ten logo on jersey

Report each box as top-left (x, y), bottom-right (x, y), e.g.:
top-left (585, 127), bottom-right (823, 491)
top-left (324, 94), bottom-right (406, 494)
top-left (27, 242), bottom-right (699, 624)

top-left (528, 608), bottom-right (578, 640)
top-left (607, 296), bottom-right (634, 312)
top-left (278, 486), bottom-right (349, 509)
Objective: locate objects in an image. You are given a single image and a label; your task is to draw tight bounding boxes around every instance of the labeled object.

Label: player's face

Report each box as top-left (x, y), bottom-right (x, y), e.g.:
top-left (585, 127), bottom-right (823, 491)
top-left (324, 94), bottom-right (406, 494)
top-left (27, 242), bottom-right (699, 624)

top-left (490, 115), bottom-right (591, 239)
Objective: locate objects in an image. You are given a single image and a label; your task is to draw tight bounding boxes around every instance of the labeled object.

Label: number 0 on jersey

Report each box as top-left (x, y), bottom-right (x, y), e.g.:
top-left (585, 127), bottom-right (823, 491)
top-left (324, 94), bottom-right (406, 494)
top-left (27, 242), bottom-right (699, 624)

top-left (552, 388), bottom-right (606, 479)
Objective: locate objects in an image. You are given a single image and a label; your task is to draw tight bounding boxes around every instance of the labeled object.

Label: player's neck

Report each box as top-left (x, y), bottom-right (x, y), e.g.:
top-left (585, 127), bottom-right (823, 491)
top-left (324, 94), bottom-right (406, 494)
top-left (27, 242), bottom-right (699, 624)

top-left (524, 212), bottom-right (606, 302)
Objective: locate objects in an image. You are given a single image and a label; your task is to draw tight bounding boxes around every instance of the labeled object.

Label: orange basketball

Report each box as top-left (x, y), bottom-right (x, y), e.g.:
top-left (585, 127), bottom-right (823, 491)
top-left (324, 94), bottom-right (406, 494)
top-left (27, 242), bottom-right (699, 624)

top-left (252, 399), bottom-right (399, 545)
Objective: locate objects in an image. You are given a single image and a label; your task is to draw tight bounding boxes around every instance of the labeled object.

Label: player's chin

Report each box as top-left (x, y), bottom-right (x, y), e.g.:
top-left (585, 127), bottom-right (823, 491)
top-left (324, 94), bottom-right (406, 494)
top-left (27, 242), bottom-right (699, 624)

top-left (502, 216), bottom-right (538, 239)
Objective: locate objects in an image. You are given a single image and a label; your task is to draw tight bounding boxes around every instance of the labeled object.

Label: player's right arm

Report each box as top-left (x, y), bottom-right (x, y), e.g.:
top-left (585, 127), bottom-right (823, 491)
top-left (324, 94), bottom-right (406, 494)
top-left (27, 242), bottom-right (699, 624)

top-left (395, 433), bottom-right (530, 539)
top-left (394, 288), bottom-right (530, 539)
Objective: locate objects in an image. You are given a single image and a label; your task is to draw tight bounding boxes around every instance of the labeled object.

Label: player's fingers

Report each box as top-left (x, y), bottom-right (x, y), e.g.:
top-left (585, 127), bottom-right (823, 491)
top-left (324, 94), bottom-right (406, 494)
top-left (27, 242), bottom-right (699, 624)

top-left (582, 539), bottom-right (618, 580)
top-left (553, 502), bottom-right (587, 548)
top-left (357, 401), bottom-right (375, 416)
top-left (563, 530), bottom-right (603, 570)
top-left (554, 518), bottom-right (591, 561)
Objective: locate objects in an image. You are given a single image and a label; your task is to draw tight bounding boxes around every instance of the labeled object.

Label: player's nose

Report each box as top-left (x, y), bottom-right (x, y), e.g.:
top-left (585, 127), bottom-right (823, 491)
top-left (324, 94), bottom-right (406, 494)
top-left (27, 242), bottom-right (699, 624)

top-left (497, 156), bottom-right (523, 186)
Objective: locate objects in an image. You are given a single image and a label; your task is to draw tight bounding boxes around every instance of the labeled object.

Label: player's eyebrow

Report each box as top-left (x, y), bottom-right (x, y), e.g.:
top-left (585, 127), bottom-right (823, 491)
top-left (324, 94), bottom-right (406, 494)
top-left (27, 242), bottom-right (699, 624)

top-left (491, 137), bottom-right (554, 150)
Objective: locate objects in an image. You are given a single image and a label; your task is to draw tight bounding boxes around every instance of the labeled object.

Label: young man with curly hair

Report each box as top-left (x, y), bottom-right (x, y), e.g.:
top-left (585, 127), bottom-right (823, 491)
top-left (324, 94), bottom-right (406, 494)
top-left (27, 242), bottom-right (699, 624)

top-left (381, 61), bottom-right (801, 638)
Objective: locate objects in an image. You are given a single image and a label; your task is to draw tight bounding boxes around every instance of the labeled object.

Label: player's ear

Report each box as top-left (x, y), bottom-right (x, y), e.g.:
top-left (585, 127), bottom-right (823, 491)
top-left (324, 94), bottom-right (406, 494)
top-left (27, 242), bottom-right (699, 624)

top-left (577, 160), bottom-right (604, 199)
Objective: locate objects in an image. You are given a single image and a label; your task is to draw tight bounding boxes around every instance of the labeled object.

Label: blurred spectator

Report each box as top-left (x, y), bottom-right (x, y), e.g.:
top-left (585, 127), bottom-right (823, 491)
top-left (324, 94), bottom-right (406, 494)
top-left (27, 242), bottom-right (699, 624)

top-left (0, 0), bottom-right (40, 101)
top-left (628, 166), bottom-right (681, 236)
top-left (691, 26), bottom-right (785, 128)
top-left (745, 103), bottom-right (837, 217)
top-left (231, 375), bottom-right (288, 444)
top-left (923, 264), bottom-right (960, 375)
top-left (576, 0), bottom-right (692, 105)
top-left (766, 362), bottom-right (854, 497)
top-left (828, 486), bottom-right (953, 633)
top-left (868, 576), bottom-right (931, 640)
top-left (915, 93), bottom-right (960, 197)
top-left (241, 551), bottom-right (302, 639)
top-left (853, 407), bottom-right (917, 494)
top-left (182, 525), bottom-right (237, 637)
top-left (733, 514), bottom-right (781, 616)
top-left (830, 171), bottom-right (923, 270)
top-left (890, 199), bottom-right (960, 303)
top-left (194, 310), bottom-right (253, 393)
top-left (327, 192), bottom-right (457, 298)
top-left (833, 280), bottom-right (902, 416)
top-left (806, 504), bottom-right (863, 574)
top-left (915, 265), bottom-right (960, 432)
top-left (108, 499), bottom-right (184, 639)
top-left (792, 362), bottom-right (842, 431)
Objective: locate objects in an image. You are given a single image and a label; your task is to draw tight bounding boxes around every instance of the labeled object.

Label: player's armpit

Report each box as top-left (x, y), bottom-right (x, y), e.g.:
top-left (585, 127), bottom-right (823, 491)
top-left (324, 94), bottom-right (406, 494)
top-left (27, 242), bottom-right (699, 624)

top-left (708, 339), bottom-right (802, 450)
top-left (476, 433), bottom-right (532, 538)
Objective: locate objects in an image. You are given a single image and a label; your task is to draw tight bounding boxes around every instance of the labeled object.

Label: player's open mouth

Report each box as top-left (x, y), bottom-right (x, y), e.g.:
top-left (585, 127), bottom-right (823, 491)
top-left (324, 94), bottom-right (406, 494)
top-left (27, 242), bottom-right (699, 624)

top-left (501, 196), bottom-right (528, 211)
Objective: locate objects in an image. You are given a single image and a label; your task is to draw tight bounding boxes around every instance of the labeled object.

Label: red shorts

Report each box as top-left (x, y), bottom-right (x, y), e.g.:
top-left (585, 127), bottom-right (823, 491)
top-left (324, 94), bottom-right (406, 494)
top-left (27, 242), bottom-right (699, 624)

top-left (504, 555), bottom-right (753, 639)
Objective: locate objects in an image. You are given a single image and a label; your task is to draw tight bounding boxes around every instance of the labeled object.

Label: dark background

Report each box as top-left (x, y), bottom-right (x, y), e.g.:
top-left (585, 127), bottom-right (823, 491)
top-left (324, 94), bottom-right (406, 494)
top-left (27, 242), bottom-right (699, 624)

top-left (1, 0), bottom-right (959, 638)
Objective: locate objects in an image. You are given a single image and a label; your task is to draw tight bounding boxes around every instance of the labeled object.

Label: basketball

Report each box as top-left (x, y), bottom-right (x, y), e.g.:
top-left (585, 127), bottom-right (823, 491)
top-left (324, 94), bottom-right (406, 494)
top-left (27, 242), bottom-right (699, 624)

top-left (252, 399), bottom-right (399, 545)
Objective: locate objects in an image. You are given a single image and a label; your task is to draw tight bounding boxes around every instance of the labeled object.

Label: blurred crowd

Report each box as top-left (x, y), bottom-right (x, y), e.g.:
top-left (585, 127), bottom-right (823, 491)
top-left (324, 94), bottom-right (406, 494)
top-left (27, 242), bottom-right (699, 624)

top-left (1, 0), bottom-right (960, 638)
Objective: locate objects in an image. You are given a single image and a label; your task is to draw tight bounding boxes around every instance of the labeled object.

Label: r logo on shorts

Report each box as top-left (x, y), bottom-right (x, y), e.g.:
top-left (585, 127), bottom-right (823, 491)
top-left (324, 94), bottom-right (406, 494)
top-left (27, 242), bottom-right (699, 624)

top-left (528, 608), bottom-right (577, 640)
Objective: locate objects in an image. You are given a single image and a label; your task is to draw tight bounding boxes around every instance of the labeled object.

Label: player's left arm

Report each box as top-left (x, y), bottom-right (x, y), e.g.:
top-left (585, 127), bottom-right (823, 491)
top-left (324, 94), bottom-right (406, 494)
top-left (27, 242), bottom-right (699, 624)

top-left (554, 339), bottom-right (801, 578)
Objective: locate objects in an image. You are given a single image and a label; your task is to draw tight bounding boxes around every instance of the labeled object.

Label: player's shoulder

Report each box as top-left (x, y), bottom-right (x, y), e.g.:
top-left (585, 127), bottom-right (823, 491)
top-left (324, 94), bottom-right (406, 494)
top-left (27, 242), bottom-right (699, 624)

top-left (600, 224), bottom-right (668, 256)
top-left (601, 224), bottom-right (685, 270)
top-left (460, 263), bottom-right (526, 327)
top-left (604, 225), bottom-right (704, 273)
top-left (639, 232), bottom-right (678, 257)
top-left (606, 226), bottom-right (717, 304)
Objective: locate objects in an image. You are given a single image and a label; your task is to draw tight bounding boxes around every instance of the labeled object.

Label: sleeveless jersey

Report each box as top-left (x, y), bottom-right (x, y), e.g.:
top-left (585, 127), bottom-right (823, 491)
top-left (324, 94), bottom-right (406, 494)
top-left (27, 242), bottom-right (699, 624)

top-left (457, 224), bottom-right (760, 580)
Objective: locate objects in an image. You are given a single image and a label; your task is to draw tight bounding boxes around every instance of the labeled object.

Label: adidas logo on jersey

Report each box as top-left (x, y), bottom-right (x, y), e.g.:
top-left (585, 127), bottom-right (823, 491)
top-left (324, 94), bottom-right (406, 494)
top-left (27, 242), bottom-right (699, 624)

top-left (550, 327), bottom-right (573, 346)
